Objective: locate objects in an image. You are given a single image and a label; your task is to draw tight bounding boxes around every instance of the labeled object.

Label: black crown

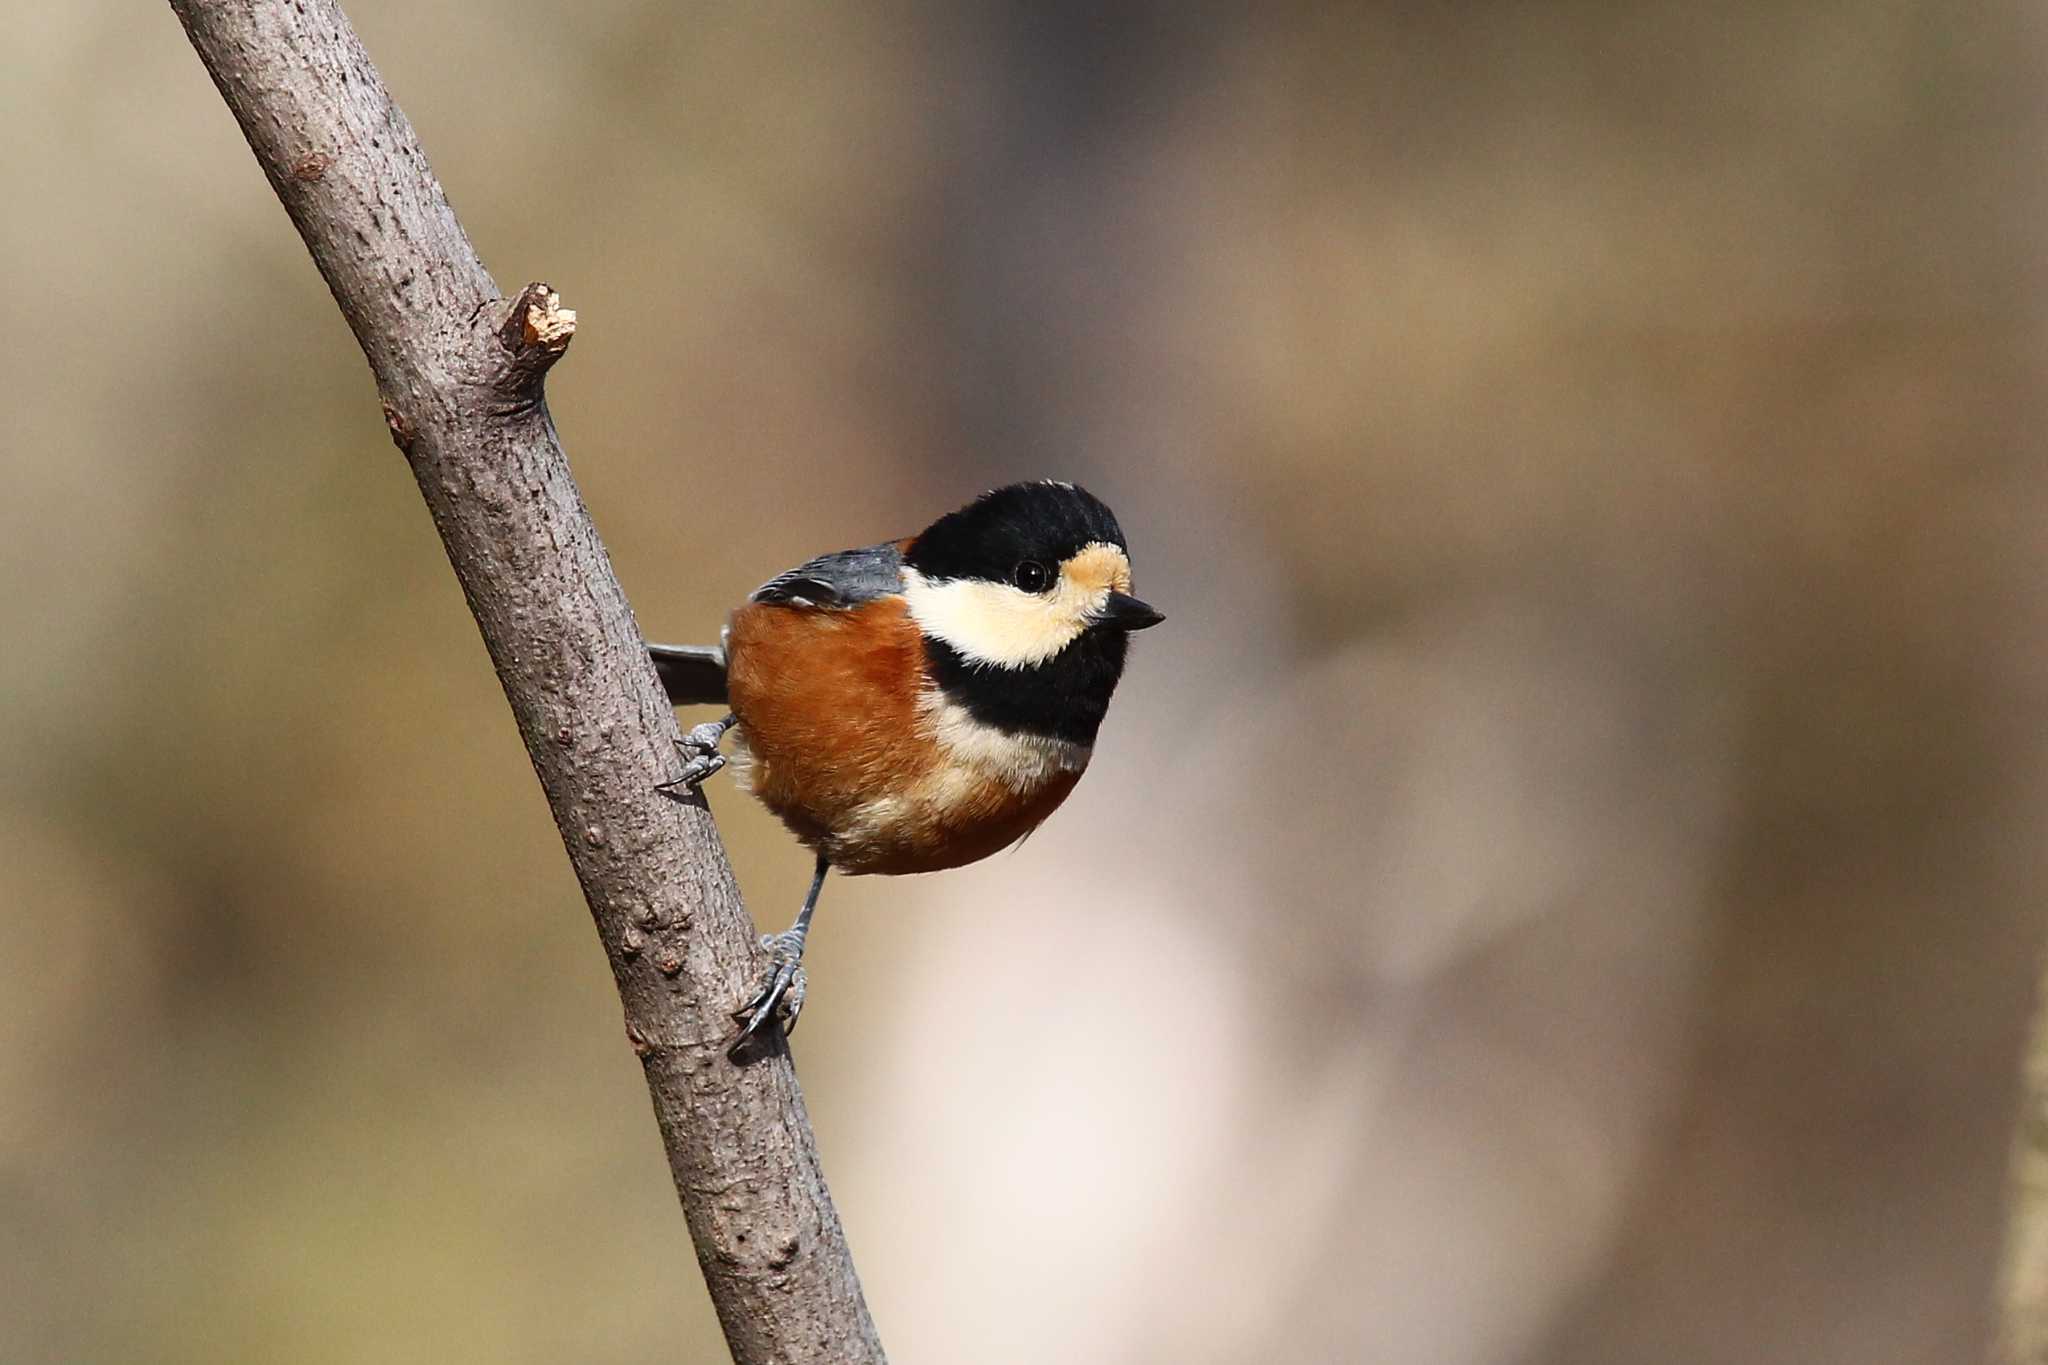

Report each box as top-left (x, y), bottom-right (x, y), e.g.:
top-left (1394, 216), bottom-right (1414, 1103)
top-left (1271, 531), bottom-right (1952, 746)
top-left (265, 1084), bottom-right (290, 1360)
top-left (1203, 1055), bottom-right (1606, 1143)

top-left (905, 482), bottom-right (1128, 584)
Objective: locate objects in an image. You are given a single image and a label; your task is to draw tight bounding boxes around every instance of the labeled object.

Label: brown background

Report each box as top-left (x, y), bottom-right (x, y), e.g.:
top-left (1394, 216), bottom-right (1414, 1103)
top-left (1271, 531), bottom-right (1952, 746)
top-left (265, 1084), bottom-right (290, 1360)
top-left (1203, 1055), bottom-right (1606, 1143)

top-left (6, 3), bottom-right (2045, 1361)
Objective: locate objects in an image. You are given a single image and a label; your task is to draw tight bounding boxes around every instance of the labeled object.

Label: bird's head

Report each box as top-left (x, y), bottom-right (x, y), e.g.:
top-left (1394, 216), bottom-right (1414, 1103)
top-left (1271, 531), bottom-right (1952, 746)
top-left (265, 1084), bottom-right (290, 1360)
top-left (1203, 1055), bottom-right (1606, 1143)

top-left (901, 481), bottom-right (1163, 670)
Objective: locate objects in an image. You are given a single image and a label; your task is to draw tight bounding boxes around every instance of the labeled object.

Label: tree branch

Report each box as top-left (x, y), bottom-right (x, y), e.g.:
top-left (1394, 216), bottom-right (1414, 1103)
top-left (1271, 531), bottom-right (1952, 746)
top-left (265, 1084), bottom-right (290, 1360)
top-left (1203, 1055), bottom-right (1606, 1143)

top-left (165, 3), bottom-right (883, 1360)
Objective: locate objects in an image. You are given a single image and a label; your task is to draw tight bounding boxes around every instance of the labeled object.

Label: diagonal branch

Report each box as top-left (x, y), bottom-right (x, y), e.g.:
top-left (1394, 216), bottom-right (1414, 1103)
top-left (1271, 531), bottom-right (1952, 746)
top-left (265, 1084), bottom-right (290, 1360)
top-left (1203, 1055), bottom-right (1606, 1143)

top-left (164, 2), bottom-right (884, 1360)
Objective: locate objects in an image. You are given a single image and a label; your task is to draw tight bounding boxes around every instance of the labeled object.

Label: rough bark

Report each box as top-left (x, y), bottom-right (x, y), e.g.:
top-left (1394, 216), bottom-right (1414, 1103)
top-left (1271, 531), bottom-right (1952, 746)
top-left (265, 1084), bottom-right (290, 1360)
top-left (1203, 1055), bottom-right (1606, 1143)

top-left (165, 3), bottom-right (884, 1360)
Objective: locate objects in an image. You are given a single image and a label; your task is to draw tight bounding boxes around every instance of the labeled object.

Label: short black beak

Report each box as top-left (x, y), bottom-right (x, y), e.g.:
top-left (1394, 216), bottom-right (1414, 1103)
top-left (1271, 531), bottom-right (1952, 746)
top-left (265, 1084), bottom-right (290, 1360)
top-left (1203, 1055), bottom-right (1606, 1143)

top-left (1098, 590), bottom-right (1165, 632)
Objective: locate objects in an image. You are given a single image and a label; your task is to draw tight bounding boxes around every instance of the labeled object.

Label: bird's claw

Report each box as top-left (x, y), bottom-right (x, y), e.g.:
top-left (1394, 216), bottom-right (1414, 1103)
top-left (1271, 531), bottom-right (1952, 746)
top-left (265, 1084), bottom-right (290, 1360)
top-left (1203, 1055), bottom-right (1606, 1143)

top-left (657, 722), bottom-right (729, 796)
top-left (731, 929), bottom-right (808, 1048)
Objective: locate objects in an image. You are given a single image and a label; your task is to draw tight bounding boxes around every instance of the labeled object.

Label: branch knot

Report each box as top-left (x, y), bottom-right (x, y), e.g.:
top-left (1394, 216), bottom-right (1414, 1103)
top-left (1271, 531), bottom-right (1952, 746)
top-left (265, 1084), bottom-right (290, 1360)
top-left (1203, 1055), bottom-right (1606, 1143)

top-left (495, 281), bottom-right (577, 397)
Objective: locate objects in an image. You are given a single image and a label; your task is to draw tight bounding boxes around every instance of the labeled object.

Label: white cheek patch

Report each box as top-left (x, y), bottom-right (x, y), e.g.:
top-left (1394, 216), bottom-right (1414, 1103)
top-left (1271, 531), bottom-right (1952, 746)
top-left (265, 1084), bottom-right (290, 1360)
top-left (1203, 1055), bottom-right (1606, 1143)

top-left (901, 543), bottom-right (1132, 671)
top-left (902, 568), bottom-right (1092, 669)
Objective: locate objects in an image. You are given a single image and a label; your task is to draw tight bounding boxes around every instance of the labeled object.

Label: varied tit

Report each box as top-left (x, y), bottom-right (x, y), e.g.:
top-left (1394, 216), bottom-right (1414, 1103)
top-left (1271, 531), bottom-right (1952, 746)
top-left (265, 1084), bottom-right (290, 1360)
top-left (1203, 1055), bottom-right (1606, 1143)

top-left (650, 480), bottom-right (1164, 1048)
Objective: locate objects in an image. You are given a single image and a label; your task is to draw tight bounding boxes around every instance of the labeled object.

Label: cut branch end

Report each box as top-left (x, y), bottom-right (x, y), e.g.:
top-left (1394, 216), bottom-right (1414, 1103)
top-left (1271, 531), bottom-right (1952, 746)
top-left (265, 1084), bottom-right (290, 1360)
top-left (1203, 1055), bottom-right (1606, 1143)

top-left (503, 281), bottom-right (577, 353)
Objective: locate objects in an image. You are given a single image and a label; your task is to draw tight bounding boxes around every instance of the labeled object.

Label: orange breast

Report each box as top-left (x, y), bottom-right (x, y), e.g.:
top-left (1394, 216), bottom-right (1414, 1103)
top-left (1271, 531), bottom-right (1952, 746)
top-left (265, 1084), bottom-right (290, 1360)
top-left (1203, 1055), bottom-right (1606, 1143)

top-left (724, 598), bottom-right (1083, 874)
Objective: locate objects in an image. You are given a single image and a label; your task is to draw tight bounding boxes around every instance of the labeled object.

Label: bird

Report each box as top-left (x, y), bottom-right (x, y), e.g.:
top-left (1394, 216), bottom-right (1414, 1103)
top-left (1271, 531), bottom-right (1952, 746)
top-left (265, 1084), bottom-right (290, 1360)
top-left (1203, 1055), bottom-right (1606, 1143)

top-left (649, 480), bottom-right (1164, 1050)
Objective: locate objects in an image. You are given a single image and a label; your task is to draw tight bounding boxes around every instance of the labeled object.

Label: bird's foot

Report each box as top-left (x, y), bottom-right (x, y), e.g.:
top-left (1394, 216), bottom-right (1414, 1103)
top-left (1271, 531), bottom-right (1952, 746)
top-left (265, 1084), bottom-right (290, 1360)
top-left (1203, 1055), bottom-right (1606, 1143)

top-left (731, 928), bottom-right (808, 1051)
top-left (656, 719), bottom-right (730, 796)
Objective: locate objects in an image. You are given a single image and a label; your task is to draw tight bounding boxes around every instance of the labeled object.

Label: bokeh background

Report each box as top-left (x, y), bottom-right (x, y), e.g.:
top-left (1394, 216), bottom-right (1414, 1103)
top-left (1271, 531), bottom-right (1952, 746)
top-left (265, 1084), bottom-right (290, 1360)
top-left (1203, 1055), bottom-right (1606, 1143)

top-left (7, 3), bottom-right (2046, 1362)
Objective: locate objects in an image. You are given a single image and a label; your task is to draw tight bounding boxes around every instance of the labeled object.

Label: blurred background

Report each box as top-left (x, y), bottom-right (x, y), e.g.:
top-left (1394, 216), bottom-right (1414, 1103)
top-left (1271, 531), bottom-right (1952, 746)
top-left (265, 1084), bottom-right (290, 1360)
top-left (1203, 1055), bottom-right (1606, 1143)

top-left (5, 2), bottom-right (2045, 1361)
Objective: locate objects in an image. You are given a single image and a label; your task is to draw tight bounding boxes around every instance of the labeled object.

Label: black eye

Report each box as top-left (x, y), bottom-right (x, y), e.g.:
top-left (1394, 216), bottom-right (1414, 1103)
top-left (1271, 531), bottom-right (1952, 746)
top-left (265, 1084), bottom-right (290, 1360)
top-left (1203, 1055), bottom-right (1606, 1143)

top-left (1012, 559), bottom-right (1053, 593)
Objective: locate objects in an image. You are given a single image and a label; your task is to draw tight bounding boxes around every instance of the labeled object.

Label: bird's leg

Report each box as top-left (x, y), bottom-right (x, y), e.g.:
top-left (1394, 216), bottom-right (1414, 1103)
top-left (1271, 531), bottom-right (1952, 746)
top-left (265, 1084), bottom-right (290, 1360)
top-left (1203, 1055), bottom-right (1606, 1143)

top-left (657, 712), bottom-right (735, 793)
top-left (733, 853), bottom-right (829, 1050)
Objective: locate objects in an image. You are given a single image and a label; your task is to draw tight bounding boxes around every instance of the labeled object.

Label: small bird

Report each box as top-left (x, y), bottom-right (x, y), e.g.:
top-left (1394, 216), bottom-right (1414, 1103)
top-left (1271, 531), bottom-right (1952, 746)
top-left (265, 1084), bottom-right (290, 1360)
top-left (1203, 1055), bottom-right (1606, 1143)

top-left (650, 480), bottom-right (1163, 1048)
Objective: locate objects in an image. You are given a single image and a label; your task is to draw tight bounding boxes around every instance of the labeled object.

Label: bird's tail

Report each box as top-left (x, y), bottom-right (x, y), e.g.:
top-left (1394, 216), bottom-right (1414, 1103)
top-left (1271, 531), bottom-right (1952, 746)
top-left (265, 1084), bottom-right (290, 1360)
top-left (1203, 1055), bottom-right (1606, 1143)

top-left (648, 642), bottom-right (728, 706)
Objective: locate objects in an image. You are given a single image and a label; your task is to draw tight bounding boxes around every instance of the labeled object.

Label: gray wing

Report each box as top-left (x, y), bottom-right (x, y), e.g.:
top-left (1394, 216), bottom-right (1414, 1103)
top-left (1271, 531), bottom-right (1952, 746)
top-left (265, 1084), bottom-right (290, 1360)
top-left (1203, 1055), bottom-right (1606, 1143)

top-left (750, 541), bottom-right (905, 608)
top-left (653, 544), bottom-right (901, 706)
